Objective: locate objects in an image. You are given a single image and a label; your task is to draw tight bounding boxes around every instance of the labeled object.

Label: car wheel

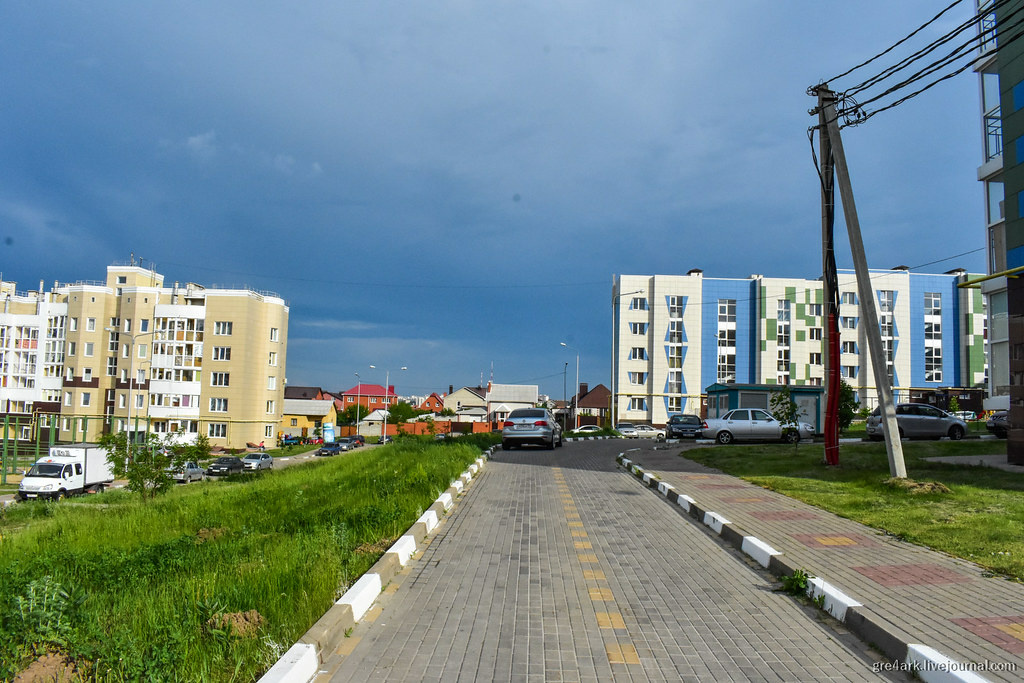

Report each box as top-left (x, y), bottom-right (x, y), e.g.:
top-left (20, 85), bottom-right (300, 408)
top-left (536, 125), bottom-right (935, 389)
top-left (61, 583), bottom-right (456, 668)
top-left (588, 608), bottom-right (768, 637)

top-left (783, 430), bottom-right (800, 444)
top-left (502, 440), bottom-right (511, 451)
top-left (55, 490), bottom-right (65, 501)
top-left (948, 425), bottom-right (965, 441)
top-left (546, 437), bottom-right (555, 450)
top-left (716, 431), bottom-right (733, 445)
top-left (556, 434), bottom-right (563, 448)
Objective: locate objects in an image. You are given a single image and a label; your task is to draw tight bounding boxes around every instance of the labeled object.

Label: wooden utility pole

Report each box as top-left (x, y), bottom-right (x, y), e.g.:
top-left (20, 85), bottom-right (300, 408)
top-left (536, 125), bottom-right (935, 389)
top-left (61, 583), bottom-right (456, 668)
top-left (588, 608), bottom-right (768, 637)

top-left (819, 98), bottom-right (840, 466)
top-left (813, 86), bottom-right (907, 479)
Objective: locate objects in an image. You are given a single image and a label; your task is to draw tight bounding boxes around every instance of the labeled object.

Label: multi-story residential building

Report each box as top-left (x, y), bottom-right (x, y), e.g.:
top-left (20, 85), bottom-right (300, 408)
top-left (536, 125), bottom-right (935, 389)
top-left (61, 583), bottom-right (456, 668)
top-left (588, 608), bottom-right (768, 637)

top-left (611, 269), bottom-right (986, 427)
top-left (976, 1), bottom-right (1008, 413)
top-left (1, 263), bottom-right (288, 449)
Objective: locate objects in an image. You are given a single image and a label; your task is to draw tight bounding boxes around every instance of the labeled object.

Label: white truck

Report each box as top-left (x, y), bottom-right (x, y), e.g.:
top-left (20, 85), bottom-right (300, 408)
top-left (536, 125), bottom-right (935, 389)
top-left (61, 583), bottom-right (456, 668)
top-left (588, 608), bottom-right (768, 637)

top-left (17, 443), bottom-right (115, 501)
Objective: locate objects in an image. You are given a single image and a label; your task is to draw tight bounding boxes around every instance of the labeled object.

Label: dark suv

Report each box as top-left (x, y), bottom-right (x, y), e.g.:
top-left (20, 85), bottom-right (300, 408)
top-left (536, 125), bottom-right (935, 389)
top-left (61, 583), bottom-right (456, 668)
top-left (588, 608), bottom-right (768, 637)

top-left (667, 414), bottom-right (703, 439)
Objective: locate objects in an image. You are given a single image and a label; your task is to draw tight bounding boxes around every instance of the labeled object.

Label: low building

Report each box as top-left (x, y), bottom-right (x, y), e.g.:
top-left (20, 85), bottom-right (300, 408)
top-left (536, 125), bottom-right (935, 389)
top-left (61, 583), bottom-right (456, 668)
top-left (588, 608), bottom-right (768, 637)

top-left (281, 398), bottom-right (336, 441)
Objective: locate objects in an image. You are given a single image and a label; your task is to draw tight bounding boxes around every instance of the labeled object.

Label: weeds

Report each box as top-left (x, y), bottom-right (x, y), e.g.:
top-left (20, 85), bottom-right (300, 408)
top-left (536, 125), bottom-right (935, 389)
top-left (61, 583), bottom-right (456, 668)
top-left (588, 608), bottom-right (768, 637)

top-left (778, 568), bottom-right (812, 595)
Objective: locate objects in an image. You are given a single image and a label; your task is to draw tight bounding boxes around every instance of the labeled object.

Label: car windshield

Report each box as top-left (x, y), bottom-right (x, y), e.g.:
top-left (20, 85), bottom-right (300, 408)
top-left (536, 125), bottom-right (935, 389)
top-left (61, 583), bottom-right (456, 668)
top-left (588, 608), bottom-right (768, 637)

top-left (27, 463), bottom-right (63, 478)
top-left (243, 455), bottom-right (259, 461)
top-left (509, 409), bottom-right (545, 419)
top-left (215, 457), bottom-right (236, 464)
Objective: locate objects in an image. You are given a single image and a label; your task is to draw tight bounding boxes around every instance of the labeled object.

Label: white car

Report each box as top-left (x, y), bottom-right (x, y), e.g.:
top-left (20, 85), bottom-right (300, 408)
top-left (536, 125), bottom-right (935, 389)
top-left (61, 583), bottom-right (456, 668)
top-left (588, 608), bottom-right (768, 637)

top-left (573, 425), bottom-right (601, 433)
top-left (701, 409), bottom-right (814, 444)
top-left (633, 424), bottom-right (666, 441)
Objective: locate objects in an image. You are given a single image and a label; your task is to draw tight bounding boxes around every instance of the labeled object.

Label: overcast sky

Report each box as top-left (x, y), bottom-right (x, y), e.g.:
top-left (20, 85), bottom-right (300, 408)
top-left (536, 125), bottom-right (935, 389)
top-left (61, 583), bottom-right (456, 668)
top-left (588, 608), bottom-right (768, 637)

top-left (0, 1), bottom-right (985, 399)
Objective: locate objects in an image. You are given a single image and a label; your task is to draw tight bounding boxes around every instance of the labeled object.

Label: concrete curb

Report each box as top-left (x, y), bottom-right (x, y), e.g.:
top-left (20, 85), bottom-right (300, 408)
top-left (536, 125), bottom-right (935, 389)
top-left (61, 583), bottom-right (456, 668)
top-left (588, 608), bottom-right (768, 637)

top-left (616, 453), bottom-right (994, 683)
top-left (260, 449), bottom-right (495, 683)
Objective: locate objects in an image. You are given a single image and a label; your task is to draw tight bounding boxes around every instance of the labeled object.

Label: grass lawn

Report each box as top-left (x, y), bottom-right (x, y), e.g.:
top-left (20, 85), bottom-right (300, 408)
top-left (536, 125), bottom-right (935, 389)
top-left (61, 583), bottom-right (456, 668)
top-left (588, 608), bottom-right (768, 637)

top-left (0, 436), bottom-right (495, 681)
top-left (679, 438), bottom-right (1024, 581)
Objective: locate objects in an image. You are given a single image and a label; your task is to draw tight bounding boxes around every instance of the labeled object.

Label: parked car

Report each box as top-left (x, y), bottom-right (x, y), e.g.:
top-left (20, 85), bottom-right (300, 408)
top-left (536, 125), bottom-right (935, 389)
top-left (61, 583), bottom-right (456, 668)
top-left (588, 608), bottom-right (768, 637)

top-left (206, 456), bottom-right (244, 476)
top-left (280, 435), bottom-right (303, 446)
top-left (242, 452), bottom-right (274, 471)
top-left (634, 424), bottom-right (666, 440)
top-left (953, 410), bottom-right (976, 422)
top-left (987, 410), bottom-right (1009, 439)
top-left (316, 443), bottom-right (345, 456)
top-left (615, 423), bottom-right (638, 438)
top-left (865, 403), bottom-right (967, 441)
top-left (573, 425), bottom-right (602, 434)
top-left (167, 461), bottom-right (204, 483)
top-left (666, 414), bottom-right (704, 439)
top-left (349, 435), bottom-right (365, 447)
top-left (502, 408), bottom-right (563, 450)
top-left (701, 409), bottom-right (814, 445)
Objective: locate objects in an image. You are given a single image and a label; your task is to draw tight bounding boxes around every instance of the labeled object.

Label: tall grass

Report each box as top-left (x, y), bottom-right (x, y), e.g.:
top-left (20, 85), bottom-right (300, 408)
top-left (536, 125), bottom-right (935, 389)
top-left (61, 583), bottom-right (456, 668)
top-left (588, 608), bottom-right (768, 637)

top-left (0, 439), bottom-right (487, 681)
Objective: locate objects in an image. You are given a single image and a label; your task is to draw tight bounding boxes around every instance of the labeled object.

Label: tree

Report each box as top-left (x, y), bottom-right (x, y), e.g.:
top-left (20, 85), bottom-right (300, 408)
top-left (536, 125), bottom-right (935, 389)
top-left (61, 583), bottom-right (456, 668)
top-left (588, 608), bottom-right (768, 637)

top-left (769, 386), bottom-right (802, 447)
top-left (338, 404), bottom-right (362, 426)
top-left (438, 408), bottom-right (455, 417)
top-left (99, 431), bottom-right (183, 501)
top-left (948, 395), bottom-right (961, 415)
top-left (384, 401), bottom-right (424, 424)
top-left (838, 380), bottom-right (859, 432)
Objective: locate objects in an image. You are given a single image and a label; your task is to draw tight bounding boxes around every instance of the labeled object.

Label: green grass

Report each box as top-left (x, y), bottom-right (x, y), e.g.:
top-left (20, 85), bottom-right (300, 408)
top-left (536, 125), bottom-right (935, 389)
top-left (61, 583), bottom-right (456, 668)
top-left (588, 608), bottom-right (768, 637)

top-left (680, 438), bottom-right (1024, 581)
top-left (0, 439), bottom-right (489, 681)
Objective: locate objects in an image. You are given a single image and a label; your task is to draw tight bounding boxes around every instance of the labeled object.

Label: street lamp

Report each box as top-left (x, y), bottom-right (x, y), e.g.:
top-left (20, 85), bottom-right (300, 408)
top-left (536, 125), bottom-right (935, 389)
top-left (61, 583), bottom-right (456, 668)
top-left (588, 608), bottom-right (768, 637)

top-left (369, 365), bottom-right (406, 443)
top-left (611, 287), bottom-right (644, 429)
top-left (560, 342), bottom-right (580, 430)
top-left (354, 372), bottom-right (361, 437)
top-left (106, 327), bottom-right (155, 459)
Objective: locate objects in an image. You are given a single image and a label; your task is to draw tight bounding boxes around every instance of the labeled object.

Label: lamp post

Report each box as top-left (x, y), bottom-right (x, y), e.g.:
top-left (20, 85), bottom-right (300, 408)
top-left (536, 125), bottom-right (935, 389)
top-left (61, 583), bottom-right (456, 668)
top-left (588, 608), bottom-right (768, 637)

top-left (354, 372), bottom-right (361, 438)
top-left (563, 362), bottom-right (568, 431)
top-left (560, 342), bottom-right (580, 430)
top-left (611, 287), bottom-right (644, 429)
top-left (370, 365), bottom-right (406, 443)
top-left (106, 327), bottom-right (155, 460)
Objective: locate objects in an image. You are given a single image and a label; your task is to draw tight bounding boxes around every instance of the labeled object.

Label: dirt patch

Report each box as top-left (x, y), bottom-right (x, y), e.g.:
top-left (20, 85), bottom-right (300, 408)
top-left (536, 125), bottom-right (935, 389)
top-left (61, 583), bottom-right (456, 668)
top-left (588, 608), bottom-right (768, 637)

top-left (14, 651), bottom-right (81, 682)
top-left (206, 610), bottom-right (265, 638)
top-left (884, 477), bottom-right (952, 494)
top-left (195, 527), bottom-right (227, 544)
top-left (354, 537), bottom-right (394, 555)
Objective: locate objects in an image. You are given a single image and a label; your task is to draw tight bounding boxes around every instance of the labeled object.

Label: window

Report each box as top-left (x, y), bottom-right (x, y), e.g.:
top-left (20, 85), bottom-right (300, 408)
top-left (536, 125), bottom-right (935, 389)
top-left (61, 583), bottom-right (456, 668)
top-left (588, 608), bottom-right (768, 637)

top-left (809, 328), bottom-right (823, 341)
top-left (924, 292), bottom-right (942, 316)
top-left (269, 352), bottom-right (278, 366)
top-left (213, 347), bottom-right (231, 361)
top-left (668, 295), bottom-right (684, 318)
top-left (629, 322), bottom-right (647, 335)
top-left (290, 418), bottom-right (298, 426)
top-left (69, 318), bottom-right (78, 332)
top-left (68, 342), bottom-right (76, 356)
top-left (878, 290), bottom-right (894, 313)
top-left (667, 370), bottom-right (681, 393)
top-left (135, 344), bottom-right (146, 359)
top-left (667, 396), bottom-right (681, 412)
top-left (83, 368), bottom-right (92, 381)
top-left (717, 353), bottom-right (736, 383)
top-left (628, 372), bottom-right (647, 385)
top-left (122, 343), bottom-right (130, 358)
top-left (718, 299), bottom-right (736, 323)
top-left (137, 394), bottom-right (144, 409)
top-left (64, 392), bottom-right (71, 407)
top-left (809, 353), bottom-right (822, 365)
top-left (841, 317), bottom-right (857, 330)
top-left (629, 397), bottom-right (647, 411)
top-left (807, 303), bottom-right (822, 317)
top-left (214, 321), bottom-right (233, 336)
top-left (86, 318), bottom-right (96, 332)
top-left (84, 342), bottom-right (94, 357)
top-left (124, 319), bottom-right (132, 333)
top-left (270, 327), bottom-right (279, 342)
top-left (208, 423), bottom-right (227, 438)
top-left (841, 292), bottom-right (857, 305)
top-left (119, 394), bottom-right (126, 409)
top-left (81, 392), bottom-right (91, 407)
top-left (140, 319), bottom-right (149, 332)
top-left (66, 367), bottom-right (74, 381)
top-left (106, 357), bottom-right (118, 376)
top-left (209, 398), bottom-right (228, 412)
top-left (668, 320), bottom-right (683, 344)
top-left (267, 376), bottom-right (277, 390)
top-left (841, 365), bottom-right (857, 378)
top-left (718, 329), bottom-right (735, 347)
top-left (266, 400), bottom-right (275, 414)
top-left (265, 425), bottom-right (274, 438)
top-left (630, 297), bottom-right (648, 311)
top-left (629, 347), bottom-right (647, 361)
top-left (925, 346), bottom-right (943, 382)
top-left (667, 345), bottom-right (682, 369)
top-left (211, 372), bottom-right (230, 387)
top-left (842, 341), bottom-right (857, 354)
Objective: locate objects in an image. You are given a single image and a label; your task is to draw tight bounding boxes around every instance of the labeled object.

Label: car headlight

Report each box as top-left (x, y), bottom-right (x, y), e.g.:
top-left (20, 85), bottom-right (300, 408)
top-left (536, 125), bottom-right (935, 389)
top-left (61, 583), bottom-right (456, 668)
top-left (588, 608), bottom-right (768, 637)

top-left (41, 483), bottom-right (54, 491)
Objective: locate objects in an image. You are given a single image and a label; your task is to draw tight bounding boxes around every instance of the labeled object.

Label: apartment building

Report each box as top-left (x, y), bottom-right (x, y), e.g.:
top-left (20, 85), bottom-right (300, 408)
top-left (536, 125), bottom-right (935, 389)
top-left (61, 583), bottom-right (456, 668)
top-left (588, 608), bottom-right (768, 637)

top-left (1, 263), bottom-right (288, 449)
top-left (612, 269), bottom-right (986, 427)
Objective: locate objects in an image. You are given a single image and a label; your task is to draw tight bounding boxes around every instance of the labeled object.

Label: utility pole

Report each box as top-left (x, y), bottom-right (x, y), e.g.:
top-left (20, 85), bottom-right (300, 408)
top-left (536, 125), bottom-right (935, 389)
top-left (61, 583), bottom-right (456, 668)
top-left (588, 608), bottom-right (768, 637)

top-left (818, 92), bottom-right (841, 467)
top-left (812, 86), bottom-right (907, 479)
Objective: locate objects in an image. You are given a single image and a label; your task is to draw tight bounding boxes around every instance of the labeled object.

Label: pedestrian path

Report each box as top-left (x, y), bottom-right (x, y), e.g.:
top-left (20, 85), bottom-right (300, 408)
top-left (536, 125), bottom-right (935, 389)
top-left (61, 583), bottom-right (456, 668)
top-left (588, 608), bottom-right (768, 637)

top-left (621, 447), bottom-right (1024, 682)
top-left (318, 440), bottom-right (896, 682)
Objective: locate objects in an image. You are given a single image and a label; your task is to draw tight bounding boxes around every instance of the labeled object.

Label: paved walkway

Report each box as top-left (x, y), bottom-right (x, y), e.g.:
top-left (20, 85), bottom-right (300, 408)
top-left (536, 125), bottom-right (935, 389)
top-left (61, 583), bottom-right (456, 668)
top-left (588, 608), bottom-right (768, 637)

top-left (318, 440), bottom-right (899, 682)
top-left (623, 444), bottom-right (1024, 682)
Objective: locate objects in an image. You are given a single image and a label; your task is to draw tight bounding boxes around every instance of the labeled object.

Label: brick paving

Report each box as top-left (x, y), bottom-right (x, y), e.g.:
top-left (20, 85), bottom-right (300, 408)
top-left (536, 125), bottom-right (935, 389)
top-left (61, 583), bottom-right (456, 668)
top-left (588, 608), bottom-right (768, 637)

top-left (319, 440), bottom-right (899, 682)
top-left (628, 444), bottom-right (1024, 682)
